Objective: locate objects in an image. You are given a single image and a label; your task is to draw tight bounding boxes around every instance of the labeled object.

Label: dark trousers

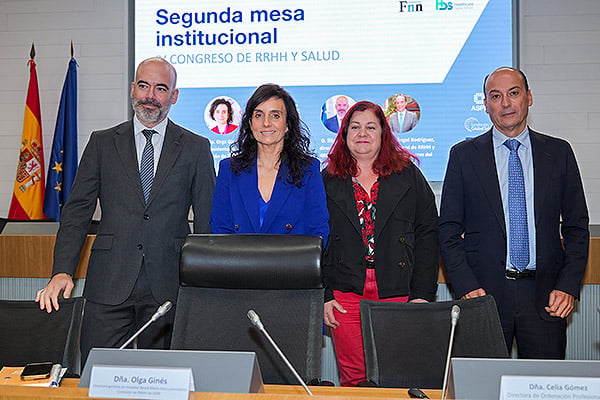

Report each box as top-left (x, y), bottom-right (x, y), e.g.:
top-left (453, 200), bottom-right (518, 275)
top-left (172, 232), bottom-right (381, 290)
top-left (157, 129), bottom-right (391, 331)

top-left (80, 264), bottom-right (175, 368)
top-left (497, 277), bottom-right (566, 359)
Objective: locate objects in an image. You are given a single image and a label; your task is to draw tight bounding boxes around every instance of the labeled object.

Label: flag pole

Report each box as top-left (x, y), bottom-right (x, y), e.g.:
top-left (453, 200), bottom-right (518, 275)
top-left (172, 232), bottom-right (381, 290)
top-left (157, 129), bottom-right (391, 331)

top-left (7, 43), bottom-right (47, 219)
top-left (43, 43), bottom-right (79, 221)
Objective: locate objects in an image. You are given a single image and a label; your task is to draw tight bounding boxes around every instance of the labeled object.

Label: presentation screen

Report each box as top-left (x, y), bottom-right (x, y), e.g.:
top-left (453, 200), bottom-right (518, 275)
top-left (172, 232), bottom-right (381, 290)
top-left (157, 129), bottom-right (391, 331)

top-left (134, 0), bottom-right (516, 180)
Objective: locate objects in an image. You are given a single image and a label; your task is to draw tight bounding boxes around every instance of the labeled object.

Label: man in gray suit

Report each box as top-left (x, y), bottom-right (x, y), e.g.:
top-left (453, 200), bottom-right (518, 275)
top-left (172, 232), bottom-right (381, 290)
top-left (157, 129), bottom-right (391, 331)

top-left (35, 57), bottom-right (216, 365)
top-left (388, 94), bottom-right (419, 133)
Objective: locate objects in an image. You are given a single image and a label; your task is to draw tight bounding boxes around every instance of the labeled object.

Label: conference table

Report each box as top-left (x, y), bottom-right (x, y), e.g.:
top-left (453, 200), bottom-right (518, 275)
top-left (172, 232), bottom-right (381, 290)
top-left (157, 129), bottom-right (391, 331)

top-left (0, 379), bottom-right (443, 399)
top-left (1, 234), bottom-right (598, 398)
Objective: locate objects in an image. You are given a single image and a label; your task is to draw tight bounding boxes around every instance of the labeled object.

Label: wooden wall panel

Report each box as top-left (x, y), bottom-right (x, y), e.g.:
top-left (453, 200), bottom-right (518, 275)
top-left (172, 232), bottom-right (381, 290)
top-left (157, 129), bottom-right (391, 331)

top-left (1, 235), bottom-right (599, 283)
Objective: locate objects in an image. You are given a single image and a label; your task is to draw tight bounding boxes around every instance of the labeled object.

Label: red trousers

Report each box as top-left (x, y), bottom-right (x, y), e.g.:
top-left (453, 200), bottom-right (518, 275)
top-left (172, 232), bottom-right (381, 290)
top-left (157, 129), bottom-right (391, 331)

top-left (331, 269), bottom-right (408, 386)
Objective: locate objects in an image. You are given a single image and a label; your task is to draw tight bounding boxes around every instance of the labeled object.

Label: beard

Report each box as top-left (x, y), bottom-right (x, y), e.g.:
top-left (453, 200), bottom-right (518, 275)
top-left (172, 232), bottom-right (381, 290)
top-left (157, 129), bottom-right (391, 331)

top-left (132, 97), bottom-right (170, 125)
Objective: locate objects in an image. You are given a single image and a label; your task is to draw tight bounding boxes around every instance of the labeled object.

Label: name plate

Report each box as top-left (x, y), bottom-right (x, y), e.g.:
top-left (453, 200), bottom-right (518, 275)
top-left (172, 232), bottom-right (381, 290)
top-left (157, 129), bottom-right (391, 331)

top-left (89, 365), bottom-right (194, 400)
top-left (500, 375), bottom-right (600, 400)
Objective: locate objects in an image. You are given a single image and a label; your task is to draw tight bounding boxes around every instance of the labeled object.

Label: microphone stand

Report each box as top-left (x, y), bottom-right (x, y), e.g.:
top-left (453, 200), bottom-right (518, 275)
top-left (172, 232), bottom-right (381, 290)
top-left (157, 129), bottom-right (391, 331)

top-left (247, 310), bottom-right (313, 396)
top-left (441, 305), bottom-right (460, 400)
top-left (119, 301), bottom-right (173, 350)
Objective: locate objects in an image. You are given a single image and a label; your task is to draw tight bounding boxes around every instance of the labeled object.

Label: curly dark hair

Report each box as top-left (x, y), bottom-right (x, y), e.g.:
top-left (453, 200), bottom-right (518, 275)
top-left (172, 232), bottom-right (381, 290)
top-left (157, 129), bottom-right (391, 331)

top-left (209, 98), bottom-right (233, 125)
top-left (230, 83), bottom-right (313, 187)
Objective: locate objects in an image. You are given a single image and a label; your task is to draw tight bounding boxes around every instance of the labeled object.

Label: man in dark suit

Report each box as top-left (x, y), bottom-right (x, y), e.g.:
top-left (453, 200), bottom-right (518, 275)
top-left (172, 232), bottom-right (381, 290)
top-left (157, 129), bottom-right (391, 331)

top-left (35, 57), bottom-right (216, 364)
top-left (439, 67), bottom-right (589, 358)
top-left (324, 95), bottom-right (349, 133)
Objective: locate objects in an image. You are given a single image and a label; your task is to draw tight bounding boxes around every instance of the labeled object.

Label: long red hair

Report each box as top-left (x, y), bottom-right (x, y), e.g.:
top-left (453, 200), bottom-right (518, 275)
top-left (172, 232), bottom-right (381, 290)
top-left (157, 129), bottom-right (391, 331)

top-left (325, 101), bottom-right (416, 179)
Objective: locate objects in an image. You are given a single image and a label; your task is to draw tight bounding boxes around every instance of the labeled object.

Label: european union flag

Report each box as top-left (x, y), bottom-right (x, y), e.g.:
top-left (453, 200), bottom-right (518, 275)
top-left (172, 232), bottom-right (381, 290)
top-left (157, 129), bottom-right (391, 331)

top-left (43, 58), bottom-right (78, 221)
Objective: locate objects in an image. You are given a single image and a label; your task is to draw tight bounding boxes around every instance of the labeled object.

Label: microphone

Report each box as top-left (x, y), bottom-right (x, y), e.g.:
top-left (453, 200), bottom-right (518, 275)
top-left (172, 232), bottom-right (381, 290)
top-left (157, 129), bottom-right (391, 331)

top-left (247, 310), bottom-right (313, 396)
top-left (247, 309), bottom-right (264, 330)
top-left (151, 300), bottom-right (173, 322)
top-left (119, 301), bottom-right (173, 350)
top-left (451, 304), bottom-right (460, 327)
top-left (441, 305), bottom-right (460, 400)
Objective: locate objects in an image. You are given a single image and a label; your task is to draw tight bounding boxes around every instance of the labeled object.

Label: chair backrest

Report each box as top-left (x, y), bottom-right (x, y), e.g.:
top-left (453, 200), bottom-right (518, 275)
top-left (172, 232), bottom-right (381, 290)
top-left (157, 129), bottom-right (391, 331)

top-left (360, 295), bottom-right (507, 388)
top-left (171, 234), bottom-right (324, 385)
top-left (0, 297), bottom-right (85, 375)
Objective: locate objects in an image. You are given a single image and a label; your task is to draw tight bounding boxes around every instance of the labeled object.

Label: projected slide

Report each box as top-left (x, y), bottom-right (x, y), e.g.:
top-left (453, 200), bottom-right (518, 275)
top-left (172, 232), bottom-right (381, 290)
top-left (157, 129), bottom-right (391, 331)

top-left (135, 0), bottom-right (514, 180)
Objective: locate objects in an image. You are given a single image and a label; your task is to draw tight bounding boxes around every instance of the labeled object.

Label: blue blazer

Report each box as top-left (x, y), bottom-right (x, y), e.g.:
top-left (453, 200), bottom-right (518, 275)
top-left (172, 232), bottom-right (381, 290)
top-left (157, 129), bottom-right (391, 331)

top-left (211, 157), bottom-right (330, 246)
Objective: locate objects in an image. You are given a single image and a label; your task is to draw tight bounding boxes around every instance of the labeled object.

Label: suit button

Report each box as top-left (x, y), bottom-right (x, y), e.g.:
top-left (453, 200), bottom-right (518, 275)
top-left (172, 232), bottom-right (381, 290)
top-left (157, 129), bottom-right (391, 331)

top-left (234, 224), bottom-right (240, 231)
top-left (398, 261), bottom-right (406, 268)
top-left (144, 214), bottom-right (150, 220)
top-left (335, 235), bottom-right (341, 241)
top-left (337, 258), bottom-right (343, 264)
top-left (137, 244), bottom-right (143, 250)
top-left (285, 224), bottom-right (292, 231)
top-left (398, 236), bottom-right (405, 243)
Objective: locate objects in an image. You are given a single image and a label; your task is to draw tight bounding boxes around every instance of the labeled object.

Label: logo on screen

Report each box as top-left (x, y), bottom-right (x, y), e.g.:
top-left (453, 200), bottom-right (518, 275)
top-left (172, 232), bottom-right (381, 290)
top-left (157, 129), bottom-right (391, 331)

top-left (464, 117), bottom-right (490, 133)
top-left (471, 92), bottom-right (485, 112)
top-left (399, 1), bottom-right (423, 12)
top-left (436, 0), bottom-right (453, 10)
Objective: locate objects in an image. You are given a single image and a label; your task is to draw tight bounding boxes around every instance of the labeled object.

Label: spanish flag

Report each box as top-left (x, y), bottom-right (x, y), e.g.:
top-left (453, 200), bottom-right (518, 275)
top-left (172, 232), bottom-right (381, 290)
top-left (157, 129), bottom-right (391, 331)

top-left (8, 45), bottom-right (47, 220)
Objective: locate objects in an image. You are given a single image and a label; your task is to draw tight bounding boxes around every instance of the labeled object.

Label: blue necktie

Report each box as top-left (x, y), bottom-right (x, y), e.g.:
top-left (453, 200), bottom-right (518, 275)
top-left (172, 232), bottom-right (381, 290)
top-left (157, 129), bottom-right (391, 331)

top-left (140, 129), bottom-right (156, 203)
top-left (504, 139), bottom-right (529, 271)
top-left (398, 113), bottom-right (405, 131)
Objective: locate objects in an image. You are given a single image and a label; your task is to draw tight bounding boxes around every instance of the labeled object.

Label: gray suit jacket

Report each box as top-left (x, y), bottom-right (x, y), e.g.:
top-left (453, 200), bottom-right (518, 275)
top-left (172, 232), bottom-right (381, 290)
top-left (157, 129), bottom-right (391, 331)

top-left (389, 110), bottom-right (419, 133)
top-left (52, 119), bottom-right (216, 305)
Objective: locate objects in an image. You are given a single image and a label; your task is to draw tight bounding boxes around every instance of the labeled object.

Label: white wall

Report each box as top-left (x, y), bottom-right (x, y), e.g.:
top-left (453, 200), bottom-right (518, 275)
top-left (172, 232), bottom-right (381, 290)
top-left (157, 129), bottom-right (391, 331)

top-left (519, 0), bottom-right (600, 223)
top-left (0, 0), bottom-right (129, 217)
top-left (0, 0), bottom-right (600, 222)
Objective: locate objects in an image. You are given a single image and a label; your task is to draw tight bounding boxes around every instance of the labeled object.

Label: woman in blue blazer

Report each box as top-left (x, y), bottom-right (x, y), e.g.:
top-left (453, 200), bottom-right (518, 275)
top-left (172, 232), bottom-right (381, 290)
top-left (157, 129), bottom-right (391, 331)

top-left (211, 84), bottom-right (329, 246)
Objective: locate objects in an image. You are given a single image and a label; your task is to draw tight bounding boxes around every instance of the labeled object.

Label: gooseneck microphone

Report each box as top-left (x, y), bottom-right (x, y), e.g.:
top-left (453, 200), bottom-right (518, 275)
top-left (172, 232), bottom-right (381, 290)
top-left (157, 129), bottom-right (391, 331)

top-left (247, 309), bottom-right (313, 396)
top-left (441, 305), bottom-right (460, 400)
top-left (119, 301), bottom-right (173, 350)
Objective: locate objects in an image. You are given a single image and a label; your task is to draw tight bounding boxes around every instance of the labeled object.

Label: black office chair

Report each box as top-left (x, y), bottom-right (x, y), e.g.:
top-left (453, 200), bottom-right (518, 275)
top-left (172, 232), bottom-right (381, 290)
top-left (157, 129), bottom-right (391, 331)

top-left (360, 295), bottom-right (508, 388)
top-left (0, 297), bottom-right (85, 375)
top-left (171, 234), bottom-right (324, 385)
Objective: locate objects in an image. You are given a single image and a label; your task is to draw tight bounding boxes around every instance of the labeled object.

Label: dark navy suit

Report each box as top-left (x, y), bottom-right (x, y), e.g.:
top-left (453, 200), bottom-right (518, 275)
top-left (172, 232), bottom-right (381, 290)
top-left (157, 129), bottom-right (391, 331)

top-left (324, 116), bottom-right (340, 133)
top-left (439, 129), bottom-right (589, 357)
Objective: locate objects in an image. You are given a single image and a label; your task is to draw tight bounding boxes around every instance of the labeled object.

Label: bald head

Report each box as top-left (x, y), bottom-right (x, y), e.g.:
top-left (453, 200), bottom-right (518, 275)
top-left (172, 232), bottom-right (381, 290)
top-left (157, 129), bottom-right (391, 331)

top-left (335, 96), bottom-right (349, 117)
top-left (131, 57), bottom-right (179, 127)
top-left (483, 66), bottom-right (532, 137)
top-left (135, 57), bottom-right (177, 89)
top-left (484, 67), bottom-right (528, 99)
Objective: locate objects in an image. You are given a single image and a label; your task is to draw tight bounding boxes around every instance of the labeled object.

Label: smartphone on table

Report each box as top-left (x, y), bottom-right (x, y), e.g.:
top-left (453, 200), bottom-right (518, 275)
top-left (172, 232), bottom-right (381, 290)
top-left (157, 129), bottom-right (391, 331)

top-left (20, 362), bottom-right (54, 381)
